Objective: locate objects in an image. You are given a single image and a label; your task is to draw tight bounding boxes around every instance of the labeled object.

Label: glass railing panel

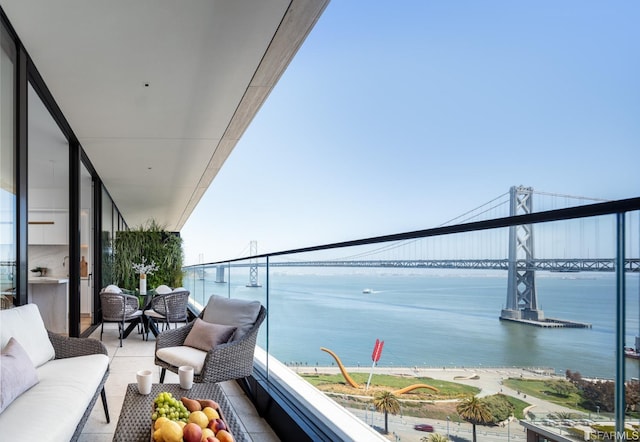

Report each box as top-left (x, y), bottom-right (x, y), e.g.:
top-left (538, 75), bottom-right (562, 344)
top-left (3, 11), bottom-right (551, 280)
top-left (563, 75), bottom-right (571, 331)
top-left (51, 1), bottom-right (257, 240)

top-left (182, 205), bottom-right (639, 440)
top-left (625, 209), bottom-right (640, 437)
top-left (262, 215), bottom-right (623, 439)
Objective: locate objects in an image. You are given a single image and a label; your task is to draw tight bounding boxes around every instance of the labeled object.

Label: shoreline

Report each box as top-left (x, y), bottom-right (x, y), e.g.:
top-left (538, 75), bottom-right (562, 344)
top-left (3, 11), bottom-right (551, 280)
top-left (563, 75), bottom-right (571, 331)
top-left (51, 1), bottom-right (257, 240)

top-left (292, 365), bottom-right (558, 378)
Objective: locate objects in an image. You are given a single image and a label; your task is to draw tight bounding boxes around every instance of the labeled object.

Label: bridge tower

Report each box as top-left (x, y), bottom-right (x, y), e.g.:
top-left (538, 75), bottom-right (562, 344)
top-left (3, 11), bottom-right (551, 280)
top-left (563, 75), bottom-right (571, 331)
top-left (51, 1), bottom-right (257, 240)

top-left (500, 186), bottom-right (545, 322)
top-left (246, 240), bottom-right (262, 288)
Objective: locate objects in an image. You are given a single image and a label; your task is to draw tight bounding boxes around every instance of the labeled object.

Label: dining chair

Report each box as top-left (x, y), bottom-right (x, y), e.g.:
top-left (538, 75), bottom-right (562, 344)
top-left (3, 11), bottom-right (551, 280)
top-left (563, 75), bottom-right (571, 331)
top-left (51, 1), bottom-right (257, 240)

top-left (143, 289), bottom-right (190, 340)
top-left (99, 287), bottom-right (143, 347)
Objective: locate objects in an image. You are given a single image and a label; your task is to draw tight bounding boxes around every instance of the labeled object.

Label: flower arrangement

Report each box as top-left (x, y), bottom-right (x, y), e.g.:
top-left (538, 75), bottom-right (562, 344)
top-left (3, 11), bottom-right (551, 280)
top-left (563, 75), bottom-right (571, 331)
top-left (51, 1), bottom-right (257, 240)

top-left (131, 257), bottom-right (158, 275)
top-left (132, 257), bottom-right (158, 295)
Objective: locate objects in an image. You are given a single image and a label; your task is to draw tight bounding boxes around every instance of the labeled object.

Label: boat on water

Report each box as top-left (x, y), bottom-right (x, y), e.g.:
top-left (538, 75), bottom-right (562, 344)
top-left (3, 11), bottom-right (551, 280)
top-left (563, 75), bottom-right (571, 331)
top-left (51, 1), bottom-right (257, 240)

top-left (626, 337), bottom-right (640, 359)
top-left (362, 288), bottom-right (372, 294)
top-left (626, 347), bottom-right (640, 360)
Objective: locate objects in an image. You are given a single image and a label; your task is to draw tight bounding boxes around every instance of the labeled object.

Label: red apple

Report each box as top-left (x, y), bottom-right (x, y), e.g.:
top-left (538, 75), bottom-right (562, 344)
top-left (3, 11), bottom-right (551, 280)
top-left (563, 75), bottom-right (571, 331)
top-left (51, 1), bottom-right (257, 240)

top-left (182, 422), bottom-right (203, 442)
top-left (208, 418), bottom-right (227, 433)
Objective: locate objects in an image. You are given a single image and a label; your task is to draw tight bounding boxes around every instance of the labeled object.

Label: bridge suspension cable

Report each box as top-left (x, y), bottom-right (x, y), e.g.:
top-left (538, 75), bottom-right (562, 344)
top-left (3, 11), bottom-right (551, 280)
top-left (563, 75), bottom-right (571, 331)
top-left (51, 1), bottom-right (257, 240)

top-left (438, 191), bottom-right (510, 226)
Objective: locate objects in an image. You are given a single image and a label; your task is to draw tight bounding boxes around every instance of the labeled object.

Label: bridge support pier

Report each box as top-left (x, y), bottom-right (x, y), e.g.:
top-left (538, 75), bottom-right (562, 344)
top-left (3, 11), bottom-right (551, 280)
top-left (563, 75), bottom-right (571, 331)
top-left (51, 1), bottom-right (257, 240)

top-left (215, 266), bottom-right (226, 283)
top-left (500, 186), bottom-right (546, 322)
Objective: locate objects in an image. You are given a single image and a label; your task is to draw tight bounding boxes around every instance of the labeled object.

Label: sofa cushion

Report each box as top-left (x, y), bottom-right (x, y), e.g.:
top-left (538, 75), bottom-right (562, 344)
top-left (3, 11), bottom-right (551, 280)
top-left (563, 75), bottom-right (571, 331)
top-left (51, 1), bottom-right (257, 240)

top-left (0, 354), bottom-right (109, 441)
top-left (155, 284), bottom-right (172, 294)
top-left (183, 318), bottom-right (237, 351)
top-left (0, 353), bottom-right (108, 441)
top-left (0, 304), bottom-right (55, 368)
top-left (0, 338), bottom-right (39, 413)
top-left (157, 346), bottom-right (207, 374)
top-left (201, 295), bottom-right (261, 341)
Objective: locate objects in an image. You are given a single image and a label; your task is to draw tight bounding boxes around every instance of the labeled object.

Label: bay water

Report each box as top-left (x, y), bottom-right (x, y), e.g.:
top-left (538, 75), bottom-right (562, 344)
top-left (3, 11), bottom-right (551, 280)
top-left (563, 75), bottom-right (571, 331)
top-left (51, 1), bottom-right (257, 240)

top-left (194, 269), bottom-right (640, 380)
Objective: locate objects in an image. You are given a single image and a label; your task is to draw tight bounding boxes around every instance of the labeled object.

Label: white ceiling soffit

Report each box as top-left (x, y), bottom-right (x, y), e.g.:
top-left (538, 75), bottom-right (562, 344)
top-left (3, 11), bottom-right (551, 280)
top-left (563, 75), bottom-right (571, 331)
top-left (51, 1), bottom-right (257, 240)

top-left (1, 0), bottom-right (329, 230)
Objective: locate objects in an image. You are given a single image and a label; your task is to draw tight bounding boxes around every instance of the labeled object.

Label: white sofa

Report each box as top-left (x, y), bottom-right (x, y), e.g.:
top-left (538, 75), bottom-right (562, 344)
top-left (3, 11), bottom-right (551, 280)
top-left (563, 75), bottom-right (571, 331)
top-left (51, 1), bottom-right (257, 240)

top-left (0, 304), bottom-right (110, 441)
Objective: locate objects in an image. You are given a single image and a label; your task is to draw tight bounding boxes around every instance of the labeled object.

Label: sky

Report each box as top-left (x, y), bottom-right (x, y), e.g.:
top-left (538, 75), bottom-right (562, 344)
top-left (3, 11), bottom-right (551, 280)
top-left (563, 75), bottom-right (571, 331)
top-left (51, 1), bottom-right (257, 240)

top-left (180, 1), bottom-right (640, 265)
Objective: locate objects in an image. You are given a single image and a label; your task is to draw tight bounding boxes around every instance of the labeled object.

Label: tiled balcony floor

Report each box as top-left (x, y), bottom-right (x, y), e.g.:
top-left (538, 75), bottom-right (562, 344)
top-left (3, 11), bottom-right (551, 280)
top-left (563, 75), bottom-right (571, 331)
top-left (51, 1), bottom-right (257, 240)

top-left (79, 322), bottom-right (280, 441)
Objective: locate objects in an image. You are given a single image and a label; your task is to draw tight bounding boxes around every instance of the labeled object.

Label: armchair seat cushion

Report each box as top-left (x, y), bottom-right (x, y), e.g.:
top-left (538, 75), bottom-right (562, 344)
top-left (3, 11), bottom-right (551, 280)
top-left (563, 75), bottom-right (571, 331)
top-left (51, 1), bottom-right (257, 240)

top-left (156, 346), bottom-right (206, 374)
top-left (144, 309), bottom-right (165, 319)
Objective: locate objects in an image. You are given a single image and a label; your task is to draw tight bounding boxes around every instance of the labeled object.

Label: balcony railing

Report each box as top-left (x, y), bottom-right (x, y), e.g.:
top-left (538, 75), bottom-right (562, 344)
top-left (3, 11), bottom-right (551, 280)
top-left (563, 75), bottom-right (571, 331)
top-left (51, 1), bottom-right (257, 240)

top-left (182, 197), bottom-right (640, 441)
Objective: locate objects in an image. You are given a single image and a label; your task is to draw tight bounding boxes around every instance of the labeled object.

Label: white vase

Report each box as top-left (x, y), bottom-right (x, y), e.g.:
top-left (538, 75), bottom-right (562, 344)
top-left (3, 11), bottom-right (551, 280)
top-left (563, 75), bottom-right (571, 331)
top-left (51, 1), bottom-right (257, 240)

top-left (139, 273), bottom-right (147, 295)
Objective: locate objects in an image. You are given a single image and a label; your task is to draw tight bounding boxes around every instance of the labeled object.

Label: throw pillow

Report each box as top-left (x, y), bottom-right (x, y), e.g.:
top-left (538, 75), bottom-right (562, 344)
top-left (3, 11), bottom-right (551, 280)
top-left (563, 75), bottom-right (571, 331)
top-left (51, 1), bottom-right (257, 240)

top-left (1, 337), bottom-right (39, 414)
top-left (183, 318), bottom-right (237, 352)
top-left (155, 285), bottom-right (172, 294)
top-left (201, 295), bottom-right (261, 340)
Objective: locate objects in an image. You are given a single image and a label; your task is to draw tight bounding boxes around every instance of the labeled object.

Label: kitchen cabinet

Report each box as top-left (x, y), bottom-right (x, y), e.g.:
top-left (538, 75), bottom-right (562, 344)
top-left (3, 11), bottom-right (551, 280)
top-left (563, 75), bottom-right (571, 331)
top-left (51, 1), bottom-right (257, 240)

top-left (28, 210), bottom-right (68, 245)
top-left (28, 278), bottom-right (69, 334)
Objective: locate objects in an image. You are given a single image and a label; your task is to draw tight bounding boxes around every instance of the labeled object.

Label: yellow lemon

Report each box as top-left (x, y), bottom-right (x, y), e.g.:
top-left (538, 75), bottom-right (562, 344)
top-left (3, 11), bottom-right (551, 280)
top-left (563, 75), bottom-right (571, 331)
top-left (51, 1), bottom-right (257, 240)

top-left (154, 416), bottom-right (170, 431)
top-left (202, 406), bottom-right (220, 421)
top-left (177, 420), bottom-right (187, 429)
top-left (160, 420), bottom-right (183, 442)
top-left (188, 410), bottom-right (209, 429)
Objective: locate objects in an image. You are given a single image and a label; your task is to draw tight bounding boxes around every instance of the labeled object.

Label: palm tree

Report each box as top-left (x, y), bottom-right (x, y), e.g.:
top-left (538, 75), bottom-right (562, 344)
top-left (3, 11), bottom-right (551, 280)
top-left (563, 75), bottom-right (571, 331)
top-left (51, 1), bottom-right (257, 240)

top-left (456, 396), bottom-right (493, 442)
top-left (373, 390), bottom-right (400, 434)
top-left (423, 433), bottom-right (449, 442)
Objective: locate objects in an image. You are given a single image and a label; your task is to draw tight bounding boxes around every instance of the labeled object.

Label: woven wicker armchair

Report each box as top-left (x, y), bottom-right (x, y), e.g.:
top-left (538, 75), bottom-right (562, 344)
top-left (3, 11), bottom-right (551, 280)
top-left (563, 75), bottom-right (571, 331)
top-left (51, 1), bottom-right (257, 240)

top-left (155, 303), bottom-right (266, 384)
top-left (99, 290), bottom-right (143, 347)
top-left (143, 290), bottom-right (190, 339)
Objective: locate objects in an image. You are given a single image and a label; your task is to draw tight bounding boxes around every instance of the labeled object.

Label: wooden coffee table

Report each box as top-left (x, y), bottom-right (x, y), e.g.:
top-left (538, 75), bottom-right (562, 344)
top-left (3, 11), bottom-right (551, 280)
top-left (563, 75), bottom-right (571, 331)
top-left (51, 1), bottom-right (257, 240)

top-left (113, 383), bottom-right (248, 441)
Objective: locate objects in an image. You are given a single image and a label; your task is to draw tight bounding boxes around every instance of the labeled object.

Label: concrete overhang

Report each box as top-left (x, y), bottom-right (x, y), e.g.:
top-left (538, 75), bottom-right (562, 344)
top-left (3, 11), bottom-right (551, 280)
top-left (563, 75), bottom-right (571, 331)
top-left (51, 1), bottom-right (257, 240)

top-left (1, 0), bottom-right (328, 230)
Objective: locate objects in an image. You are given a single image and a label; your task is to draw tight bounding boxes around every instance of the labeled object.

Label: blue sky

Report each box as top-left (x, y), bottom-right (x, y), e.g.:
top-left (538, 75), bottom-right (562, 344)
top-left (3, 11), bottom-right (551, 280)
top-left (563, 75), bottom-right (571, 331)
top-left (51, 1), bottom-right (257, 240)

top-left (181, 1), bottom-right (640, 264)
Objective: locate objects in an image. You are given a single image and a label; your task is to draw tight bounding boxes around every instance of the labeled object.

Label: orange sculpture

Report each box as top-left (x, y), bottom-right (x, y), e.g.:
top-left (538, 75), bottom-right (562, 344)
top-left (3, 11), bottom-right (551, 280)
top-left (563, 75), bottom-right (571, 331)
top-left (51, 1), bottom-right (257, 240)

top-left (393, 383), bottom-right (439, 394)
top-left (320, 347), bottom-right (360, 388)
top-left (319, 347), bottom-right (440, 394)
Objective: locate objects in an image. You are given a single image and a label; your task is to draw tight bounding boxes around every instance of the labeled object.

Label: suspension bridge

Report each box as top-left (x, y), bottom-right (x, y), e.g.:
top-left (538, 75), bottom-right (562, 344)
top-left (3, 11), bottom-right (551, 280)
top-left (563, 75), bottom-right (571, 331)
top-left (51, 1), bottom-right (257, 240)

top-left (208, 186), bottom-right (639, 328)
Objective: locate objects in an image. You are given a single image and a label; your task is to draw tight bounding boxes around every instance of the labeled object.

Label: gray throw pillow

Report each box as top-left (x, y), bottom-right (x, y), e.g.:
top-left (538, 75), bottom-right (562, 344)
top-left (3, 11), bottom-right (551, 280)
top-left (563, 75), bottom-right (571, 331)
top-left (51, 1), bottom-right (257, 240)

top-left (201, 295), bottom-right (261, 340)
top-left (183, 318), bottom-right (237, 352)
top-left (1, 337), bottom-right (39, 413)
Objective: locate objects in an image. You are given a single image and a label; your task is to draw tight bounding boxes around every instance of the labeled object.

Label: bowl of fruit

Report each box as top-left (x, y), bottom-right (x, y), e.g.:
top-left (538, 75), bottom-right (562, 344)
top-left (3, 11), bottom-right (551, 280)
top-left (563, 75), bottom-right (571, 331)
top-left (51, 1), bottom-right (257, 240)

top-left (150, 391), bottom-right (234, 442)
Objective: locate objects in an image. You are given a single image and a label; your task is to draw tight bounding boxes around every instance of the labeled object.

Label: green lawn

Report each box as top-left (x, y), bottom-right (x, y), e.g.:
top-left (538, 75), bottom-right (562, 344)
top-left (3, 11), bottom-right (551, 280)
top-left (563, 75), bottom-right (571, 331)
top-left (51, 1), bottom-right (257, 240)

top-left (503, 395), bottom-right (533, 420)
top-left (301, 372), bottom-right (480, 398)
top-left (502, 378), bottom-right (587, 412)
top-left (301, 373), bottom-right (535, 422)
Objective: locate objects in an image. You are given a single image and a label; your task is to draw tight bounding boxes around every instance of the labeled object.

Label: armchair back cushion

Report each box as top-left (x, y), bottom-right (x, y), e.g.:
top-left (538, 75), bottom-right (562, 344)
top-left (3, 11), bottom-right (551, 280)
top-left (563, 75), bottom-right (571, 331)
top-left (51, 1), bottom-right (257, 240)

top-left (201, 295), bottom-right (261, 341)
top-left (183, 318), bottom-right (237, 351)
top-left (0, 337), bottom-right (39, 413)
top-left (0, 304), bottom-right (55, 368)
